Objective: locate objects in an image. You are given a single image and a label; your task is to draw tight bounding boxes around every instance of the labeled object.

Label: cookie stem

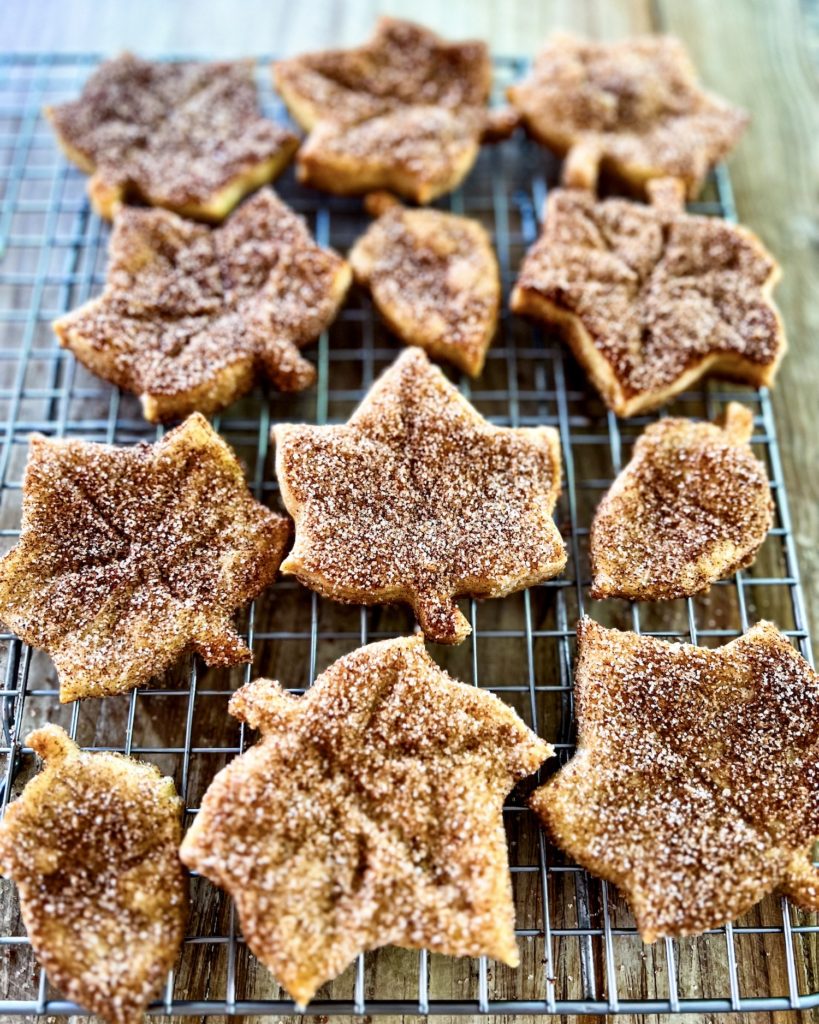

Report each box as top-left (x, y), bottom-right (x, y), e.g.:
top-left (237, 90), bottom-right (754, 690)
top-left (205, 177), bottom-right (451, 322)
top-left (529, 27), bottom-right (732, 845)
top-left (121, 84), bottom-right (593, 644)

top-left (561, 137), bottom-right (603, 192)
top-left (415, 591), bottom-right (471, 644)
top-left (646, 177), bottom-right (687, 214)
top-left (720, 402), bottom-right (754, 444)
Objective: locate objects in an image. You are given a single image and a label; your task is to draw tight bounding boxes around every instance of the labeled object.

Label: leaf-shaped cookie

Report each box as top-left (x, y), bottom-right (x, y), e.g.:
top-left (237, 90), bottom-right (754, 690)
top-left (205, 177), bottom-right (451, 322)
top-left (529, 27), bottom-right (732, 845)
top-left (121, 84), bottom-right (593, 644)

top-left (54, 190), bottom-right (351, 423)
top-left (531, 618), bottom-right (819, 941)
top-left (274, 18), bottom-right (509, 203)
top-left (181, 634), bottom-right (552, 1006)
top-left (508, 33), bottom-right (748, 197)
top-left (46, 53), bottom-right (298, 220)
top-left (0, 414), bottom-right (289, 701)
top-left (273, 348), bottom-right (566, 644)
top-left (0, 725), bottom-right (187, 1024)
top-left (591, 403), bottom-right (773, 600)
top-left (511, 181), bottom-right (785, 416)
top-left (349, 194), bottom-right (500, 376)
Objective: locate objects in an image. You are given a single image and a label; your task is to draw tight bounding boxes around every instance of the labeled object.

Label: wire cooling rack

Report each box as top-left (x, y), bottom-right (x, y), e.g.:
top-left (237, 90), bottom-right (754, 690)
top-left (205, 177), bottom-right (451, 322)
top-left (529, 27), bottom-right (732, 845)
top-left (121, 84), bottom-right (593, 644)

top-left (0, 52), bottom-right (816, 1019)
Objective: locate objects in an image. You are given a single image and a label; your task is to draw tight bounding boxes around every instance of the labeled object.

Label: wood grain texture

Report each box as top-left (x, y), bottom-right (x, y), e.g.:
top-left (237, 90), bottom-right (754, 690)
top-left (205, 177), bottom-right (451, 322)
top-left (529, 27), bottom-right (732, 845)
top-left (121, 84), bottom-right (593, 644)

top-left (0, 2), bottom-right (817, 1024)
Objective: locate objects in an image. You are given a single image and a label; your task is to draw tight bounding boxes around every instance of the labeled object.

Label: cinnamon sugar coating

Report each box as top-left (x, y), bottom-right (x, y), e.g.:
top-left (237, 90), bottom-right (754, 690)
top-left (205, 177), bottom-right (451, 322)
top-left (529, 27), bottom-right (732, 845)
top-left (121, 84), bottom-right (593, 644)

top-left (349, 196), bottom-right (500, 376)
top-left (274, 18), bottom-right (496, 203)
top-left (511, 184), bottom-right (785, 417)
top-left (591, 403), bottom-right (773, 600)
top-left (46, 53), bottom-right (298, 221)
top-left (180, 635), bottom-right (552, 1006)
top-left (0, 725), bottom-right (187, 1024)
top-left (273, 348), bottom-right (566, 644)
top-left (54, 190), bottom-right (351, 423)
top-left (508, 34), bottom-right (748, 198)
top-left (531, 618), bottom-right (819, 942)
top-left (0, 414), bottom-right (289, 701)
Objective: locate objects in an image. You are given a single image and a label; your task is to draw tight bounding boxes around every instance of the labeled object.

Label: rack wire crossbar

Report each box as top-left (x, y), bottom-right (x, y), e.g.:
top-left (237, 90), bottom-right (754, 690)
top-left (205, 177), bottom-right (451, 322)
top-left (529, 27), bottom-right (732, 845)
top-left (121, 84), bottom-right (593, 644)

top-left (0, 53), bottom-right (816, 1017)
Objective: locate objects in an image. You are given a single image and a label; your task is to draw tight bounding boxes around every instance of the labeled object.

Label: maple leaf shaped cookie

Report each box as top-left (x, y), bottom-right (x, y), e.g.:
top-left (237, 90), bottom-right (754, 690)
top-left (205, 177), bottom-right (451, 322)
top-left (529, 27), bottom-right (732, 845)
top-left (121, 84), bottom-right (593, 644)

top-left (511, 181), bottom-right (785, 417)
top-left (274, 18), bottom-right (511, 203)
top-left (0, 725), bottom-right (187, 1024)
top-left (591, 403), bottom-right (773, 600)
top-left (0, 414), bottom-right (289, 702)
top-left (53, 190), bottom-right (351, 423)
top-left (273, 348), bottom-right (566, 644)
top-left (349, 194), bottom-right (501, 377)
top-left (508, 33), bottom-right (748, 198)
top-left (531, 618), bottom-right (819, 941)
top-left (46, 53), bottom-right (298, 221)
top-left (180, 634), bottom-right (552, 1006)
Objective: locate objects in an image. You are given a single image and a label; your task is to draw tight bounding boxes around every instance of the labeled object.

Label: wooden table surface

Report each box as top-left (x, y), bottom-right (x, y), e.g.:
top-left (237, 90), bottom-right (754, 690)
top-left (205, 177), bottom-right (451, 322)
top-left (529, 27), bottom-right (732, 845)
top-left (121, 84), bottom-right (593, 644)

top-left (2, 2), bottom-right (818, 1024)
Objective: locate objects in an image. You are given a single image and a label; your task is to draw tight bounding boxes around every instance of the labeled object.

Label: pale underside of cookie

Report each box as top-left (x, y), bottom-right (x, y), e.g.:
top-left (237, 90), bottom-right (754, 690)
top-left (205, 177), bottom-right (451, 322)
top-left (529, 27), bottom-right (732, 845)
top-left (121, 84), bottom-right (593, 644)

top-left (0, 413), bottom-right (289, 701)
top-left (274, 18), bottom-right (503, 203)
top-left (349, 196), bottom-right (500, 376)
top-left (180, 634), bottom-right (552, 1005)
top-left (0, 725), bottom-right (186, 1024)
top-left (531, 618), bottom-right (819, 942)
top-left (511, 181), bottom-right (785, 417)
top-left (508, 33), bottom-right (748, 198)
top-left (590, 402), bottom-right (773, 600)
top-left (46, 53), bottom-right (298, 221)
top-left (273, 348), bottom-right (566, 644)
top-left (53, 190), bottom-right (351, 422)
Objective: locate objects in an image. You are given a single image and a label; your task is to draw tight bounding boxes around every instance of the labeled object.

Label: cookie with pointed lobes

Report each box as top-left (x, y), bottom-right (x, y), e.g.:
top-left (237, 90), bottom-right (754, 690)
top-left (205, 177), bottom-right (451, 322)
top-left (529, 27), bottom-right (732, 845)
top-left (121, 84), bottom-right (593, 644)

top-left (511, 179), bottom-right (785, 417)
top-left (349, 192), bottom-right (500, 377)
top-left (46, 53), bottom-right (298, 221)
top-left (0, 414), bottom-right (290, 701)
top-left (274, 18), bottom-right (517, 204)
top-left (273, 348), bottom-right (566, 644)
top-left (508, 33), bottom-right (747, 198)
top-left (531, 619), bottom-right (819, 942)
top-left (0, 725), bottom-right (187, 1024)
top-left (180, 635), bottom-right (553, 1006)
top-left (590, 403), bottom-right (773, 601)
top-left (54, 190), bottom-right (351, 423)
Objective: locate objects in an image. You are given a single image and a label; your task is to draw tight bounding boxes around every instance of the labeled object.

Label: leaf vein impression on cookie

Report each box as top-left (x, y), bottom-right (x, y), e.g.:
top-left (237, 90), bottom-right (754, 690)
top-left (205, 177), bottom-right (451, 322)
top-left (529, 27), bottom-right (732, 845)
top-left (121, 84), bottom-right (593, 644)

top-left (350, 194), bottom-right (501, 377)
top-left (180, 634), bottom-right (552, 1006)
top-left (511, 180), bottom-right (785, 417)
top-left (531, 618), bottom-right (819, 941)
top-left (0, 724), bottom-right (187, 1024)
top-left (591, 403), bottom-right (773, 601)
top-left (273, 348), bottom-right (566, 644)
top-left (46, 53), bottom-right (299, 221)
top-left (274, 18), bottom-right (514, 204)
top-left (0, 414), bottom-right (289, 702)
top-left (508, 33), bottom-right (748, 198)
top-left (54, 190), bottom-right (351, 423)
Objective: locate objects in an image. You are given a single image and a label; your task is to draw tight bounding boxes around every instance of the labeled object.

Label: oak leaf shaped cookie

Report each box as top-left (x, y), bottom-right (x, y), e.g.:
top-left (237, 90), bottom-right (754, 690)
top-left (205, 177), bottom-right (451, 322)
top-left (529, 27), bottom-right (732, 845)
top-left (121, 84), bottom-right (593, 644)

top-left (273, 348), bottom-right (566, 644)
top-left (508, 33), bottom-right (748, 197)
top-left (46, 53), bottom-right (298, 220)
top-left (591, 403), bottom-right (773, 600)
top-left (0, 725), bottom-right (187, 1024)
top-left (349, 194), bottom-right (500, 377)
top-left (531, 618), bottom-right (819, 941)
top-left (54, 190), bottom-right (351, 422)
top-left (274, 18), bottom-right (510, 203)
top-left (0, 414), bottom-right (289, 701)
top-left (511, 182), bottom-right (785, 416)
top-left (180, 634), bottom-right (552, 1006)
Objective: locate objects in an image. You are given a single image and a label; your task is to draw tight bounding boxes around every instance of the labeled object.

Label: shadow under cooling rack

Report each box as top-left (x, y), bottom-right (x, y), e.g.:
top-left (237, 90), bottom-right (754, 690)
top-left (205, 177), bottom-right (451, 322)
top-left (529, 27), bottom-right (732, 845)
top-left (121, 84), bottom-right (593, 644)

top-left (0, 53), bottom-right (816, 1017)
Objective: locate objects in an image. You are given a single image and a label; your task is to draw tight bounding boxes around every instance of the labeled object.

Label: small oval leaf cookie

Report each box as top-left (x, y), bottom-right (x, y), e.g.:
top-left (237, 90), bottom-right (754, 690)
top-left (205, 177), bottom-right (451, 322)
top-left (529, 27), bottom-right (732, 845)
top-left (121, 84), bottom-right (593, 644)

top-left (590, 403), bottom-right (773, 601)
top-left (0, 725), bottom-right (187, 1024)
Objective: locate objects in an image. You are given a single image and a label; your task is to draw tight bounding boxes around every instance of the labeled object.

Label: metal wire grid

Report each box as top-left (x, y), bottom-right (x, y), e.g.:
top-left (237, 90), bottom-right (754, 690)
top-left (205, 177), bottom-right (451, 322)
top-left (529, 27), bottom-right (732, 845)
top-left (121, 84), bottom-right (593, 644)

top-left (0, 53), bottom-right (816, 1017)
